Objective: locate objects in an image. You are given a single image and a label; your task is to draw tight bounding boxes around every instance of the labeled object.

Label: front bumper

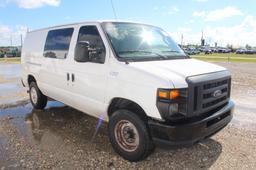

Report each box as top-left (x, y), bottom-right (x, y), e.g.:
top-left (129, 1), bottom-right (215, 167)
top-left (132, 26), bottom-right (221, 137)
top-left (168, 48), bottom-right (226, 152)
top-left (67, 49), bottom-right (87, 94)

top-left (148, 100), bottom-right (234, 146)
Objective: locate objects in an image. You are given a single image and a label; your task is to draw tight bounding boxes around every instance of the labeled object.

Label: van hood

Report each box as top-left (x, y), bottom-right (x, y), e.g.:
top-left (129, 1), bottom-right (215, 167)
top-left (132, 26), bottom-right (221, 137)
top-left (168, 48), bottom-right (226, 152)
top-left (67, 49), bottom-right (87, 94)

top-left (129, 59), bottom-right (227, 88)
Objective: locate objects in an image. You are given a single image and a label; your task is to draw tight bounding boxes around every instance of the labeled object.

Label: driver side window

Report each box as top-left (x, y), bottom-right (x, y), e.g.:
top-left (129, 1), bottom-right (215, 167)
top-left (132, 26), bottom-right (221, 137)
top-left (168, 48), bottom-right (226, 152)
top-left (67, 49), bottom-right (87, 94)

top-left (77, 25), bottom-right (106, 63)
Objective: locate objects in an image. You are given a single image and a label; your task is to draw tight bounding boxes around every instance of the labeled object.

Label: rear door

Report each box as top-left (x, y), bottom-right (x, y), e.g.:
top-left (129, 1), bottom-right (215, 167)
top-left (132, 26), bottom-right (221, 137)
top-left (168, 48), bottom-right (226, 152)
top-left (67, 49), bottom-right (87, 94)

top-left (67, 24), bottom-right (109, 117)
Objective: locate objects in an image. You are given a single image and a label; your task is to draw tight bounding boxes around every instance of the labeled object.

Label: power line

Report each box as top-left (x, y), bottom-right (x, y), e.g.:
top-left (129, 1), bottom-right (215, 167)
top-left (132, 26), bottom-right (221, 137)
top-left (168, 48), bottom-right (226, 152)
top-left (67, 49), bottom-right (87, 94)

top-left (110, 0), bottom-right (118, 20)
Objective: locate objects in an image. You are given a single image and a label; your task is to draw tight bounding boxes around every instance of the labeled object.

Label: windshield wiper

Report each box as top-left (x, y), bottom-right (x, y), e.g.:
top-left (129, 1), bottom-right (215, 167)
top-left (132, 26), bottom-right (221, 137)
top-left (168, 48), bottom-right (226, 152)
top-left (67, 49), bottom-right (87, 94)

top-left (161, 50), bottom-right (189, 59)
top-left (118, 50), bottom-right (168, 59)
top-left (161, 50), bottom-right (180, 53)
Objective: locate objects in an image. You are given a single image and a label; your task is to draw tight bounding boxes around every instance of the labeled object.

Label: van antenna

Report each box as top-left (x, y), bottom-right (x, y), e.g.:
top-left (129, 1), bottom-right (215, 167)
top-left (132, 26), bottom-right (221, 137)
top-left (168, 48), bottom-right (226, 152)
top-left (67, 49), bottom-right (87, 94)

top-left (110, 0), bottom-right (118, 20)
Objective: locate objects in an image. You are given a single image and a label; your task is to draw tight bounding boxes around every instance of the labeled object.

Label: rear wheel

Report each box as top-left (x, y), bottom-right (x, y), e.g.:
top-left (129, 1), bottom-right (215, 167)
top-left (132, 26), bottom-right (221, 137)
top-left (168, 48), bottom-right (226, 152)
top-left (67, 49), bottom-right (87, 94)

top-left (29, 82), bottom-right (47, 109)
top-left (108, 110), bottom-right (155, 161)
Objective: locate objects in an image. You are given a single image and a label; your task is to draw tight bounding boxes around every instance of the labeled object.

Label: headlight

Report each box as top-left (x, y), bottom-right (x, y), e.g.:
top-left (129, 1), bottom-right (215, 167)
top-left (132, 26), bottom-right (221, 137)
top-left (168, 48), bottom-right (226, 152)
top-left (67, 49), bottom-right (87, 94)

top-left (156, 88), bottom-right (188, 120)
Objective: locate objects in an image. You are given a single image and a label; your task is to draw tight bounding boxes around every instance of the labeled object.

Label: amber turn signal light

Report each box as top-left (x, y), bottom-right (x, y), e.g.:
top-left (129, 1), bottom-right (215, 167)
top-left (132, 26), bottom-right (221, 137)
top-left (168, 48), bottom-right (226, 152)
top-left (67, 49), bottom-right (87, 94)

top-left (158, 90), bottom-right (168, 98)
top-left (170, 90), bottom-right (180, 99)
top-left (158, 89), bottom-right (180, 100)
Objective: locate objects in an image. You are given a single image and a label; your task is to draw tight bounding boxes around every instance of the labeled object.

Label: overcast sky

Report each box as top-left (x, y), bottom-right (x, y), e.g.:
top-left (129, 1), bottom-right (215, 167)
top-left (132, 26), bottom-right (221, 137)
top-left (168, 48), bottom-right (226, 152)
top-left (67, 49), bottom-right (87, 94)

top-left (0, 0), bottom-right (255, 47)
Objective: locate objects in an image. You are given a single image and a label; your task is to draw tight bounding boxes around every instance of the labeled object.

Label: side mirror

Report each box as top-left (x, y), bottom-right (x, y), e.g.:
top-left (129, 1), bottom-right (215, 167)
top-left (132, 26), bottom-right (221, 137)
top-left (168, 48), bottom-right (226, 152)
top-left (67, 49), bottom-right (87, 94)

top-left (74, 41), bottom-right (90, 62)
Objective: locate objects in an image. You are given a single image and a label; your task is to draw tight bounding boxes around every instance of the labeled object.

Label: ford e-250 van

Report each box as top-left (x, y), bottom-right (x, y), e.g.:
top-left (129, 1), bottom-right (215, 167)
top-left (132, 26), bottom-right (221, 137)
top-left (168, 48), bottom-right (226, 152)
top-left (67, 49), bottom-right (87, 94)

top-left (21, 21), bottom-right (234, 161)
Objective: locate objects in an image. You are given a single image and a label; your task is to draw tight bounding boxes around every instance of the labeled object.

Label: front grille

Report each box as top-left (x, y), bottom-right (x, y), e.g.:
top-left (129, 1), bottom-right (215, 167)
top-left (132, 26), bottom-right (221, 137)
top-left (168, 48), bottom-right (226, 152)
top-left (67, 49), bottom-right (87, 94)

top-left (201, 78), bottom-right (230, 109)
top-left (203, 79), bottom-right (228, 89)
top-left (186, 71), bottom-right (231, 116)
top-left (202, 94), bottom-right (227, 108)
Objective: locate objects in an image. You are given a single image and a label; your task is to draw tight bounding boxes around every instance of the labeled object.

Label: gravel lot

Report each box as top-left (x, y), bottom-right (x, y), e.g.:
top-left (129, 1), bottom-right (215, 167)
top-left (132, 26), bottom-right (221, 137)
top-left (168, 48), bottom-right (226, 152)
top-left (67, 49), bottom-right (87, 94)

top-left (0, 62), bottom-right (256, 169)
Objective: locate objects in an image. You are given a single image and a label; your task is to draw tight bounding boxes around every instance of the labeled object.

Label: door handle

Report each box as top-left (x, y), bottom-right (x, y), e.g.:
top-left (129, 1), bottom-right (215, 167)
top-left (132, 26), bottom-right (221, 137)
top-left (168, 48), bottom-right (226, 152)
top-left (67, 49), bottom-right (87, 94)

top-left (67, 73), bottom-right (70, 81)
top-left (71, 73), bottom-right (75, 82)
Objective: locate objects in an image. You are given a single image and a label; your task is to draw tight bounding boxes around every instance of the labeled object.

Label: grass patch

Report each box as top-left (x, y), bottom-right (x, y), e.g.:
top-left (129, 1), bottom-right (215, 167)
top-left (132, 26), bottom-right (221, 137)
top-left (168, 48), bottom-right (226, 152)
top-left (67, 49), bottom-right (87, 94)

top-left (0, 57), bottom-right (21, 63)
top-left (192, 56), bottom-right (256, 63)
top-left (196, 53), bottom-right (256, 58)
top-left (193, 53), bottom-right (256, 62)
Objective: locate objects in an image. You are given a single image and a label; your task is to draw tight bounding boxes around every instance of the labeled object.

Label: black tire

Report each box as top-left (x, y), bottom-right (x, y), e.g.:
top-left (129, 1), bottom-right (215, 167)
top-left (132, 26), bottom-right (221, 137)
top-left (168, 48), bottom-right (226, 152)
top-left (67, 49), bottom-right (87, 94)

top-left (29, 82), bottom-right (47, 109)
top-left (108, 110), bottom-right (155, 161)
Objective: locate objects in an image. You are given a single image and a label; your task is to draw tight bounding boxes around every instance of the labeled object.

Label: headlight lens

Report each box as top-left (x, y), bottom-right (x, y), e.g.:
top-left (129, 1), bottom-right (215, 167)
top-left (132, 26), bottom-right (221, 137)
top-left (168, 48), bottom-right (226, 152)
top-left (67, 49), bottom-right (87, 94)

top-left (169, 103), bottom-right (179, 114)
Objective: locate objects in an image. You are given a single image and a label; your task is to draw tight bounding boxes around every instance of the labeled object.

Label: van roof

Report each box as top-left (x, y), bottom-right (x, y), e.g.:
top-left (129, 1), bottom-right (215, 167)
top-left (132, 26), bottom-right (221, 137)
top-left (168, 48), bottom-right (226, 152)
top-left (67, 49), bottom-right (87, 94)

top-left (29, 20), bottom-right (156, 33)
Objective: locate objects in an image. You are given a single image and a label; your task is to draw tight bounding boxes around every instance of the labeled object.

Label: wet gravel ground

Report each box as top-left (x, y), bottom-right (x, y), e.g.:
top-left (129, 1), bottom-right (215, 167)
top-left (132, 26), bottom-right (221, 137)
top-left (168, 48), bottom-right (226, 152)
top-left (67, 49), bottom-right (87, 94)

top-left (0, 62), bottom-right (256, 169)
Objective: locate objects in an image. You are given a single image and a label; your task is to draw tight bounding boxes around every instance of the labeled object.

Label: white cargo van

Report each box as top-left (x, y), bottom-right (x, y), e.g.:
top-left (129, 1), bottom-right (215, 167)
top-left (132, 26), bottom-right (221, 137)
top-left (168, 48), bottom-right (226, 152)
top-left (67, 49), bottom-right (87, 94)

top-left (21, 21), bottom-right (234, 161)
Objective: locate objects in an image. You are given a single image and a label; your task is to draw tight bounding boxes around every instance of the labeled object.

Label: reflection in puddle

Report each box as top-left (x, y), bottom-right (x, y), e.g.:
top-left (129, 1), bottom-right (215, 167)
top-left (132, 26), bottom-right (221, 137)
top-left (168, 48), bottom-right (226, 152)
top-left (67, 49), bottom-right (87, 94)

top-left (1, 101), bottom-right (109, 153)
top-left (0, 103), bottom-right (32, 116)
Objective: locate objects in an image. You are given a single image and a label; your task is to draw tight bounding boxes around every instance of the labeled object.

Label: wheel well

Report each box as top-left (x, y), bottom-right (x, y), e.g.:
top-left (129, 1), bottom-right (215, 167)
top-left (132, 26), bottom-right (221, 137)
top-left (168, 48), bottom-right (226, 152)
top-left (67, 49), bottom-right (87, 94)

top-left (108, 98), bottom-right (148, 121)
top-left (28, 75), bottom-right (36, 85)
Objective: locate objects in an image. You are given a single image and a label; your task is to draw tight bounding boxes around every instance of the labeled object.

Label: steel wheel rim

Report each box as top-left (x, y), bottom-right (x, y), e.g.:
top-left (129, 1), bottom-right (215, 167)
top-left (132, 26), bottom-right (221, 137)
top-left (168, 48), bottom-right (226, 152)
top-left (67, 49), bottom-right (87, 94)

top-left (114, 120), bottom-right (139, 152)
top-left (30, 87), bottom-right (38, 104)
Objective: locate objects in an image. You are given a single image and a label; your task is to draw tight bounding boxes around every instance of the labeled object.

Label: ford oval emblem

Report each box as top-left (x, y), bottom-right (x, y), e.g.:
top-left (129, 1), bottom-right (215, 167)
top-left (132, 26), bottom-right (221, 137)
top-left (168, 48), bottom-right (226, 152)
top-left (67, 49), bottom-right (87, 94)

top-left (213, 90), bottom-right (222, 98)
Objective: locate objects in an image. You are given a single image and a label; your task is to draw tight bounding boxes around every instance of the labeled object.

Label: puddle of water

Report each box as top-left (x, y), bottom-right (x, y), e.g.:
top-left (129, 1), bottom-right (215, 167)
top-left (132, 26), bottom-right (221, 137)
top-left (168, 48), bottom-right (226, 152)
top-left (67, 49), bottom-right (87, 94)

top-left (0, 64), bottom-right (21, 79)
top-left (0, 103), bottom-right (32, 116)
top-left (0, 83), bottom-right (24, 95)
top-left (46, 101), bottom-right (65, 108)
top-left (0, 63), bottom-right (26, 106)
top-left (0, 101), bottom-right (64, 116)
top-left (0, 101), bottom-right (68, 149)
top-left (0, 101), bottom-right (108, 155)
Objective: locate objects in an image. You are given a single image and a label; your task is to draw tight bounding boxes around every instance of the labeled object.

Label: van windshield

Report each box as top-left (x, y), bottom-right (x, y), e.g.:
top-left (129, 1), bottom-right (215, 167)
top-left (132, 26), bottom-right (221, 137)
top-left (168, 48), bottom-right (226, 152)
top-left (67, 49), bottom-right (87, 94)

top-left (102, 22), bottom-right (187, 62)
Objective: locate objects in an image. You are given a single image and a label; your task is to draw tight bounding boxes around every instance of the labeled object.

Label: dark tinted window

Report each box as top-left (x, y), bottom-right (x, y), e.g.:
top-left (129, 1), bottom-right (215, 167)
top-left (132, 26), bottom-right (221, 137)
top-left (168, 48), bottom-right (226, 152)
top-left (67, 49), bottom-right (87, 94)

top-left (44, 28), bottom-right (74, 59)
top-left (77, 26), bottom-right (105, 63)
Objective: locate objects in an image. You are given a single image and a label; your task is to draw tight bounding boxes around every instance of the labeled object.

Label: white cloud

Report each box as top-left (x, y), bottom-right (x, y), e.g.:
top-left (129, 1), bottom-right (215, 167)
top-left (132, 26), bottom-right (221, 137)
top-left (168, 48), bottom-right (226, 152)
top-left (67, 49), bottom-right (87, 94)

top-left (169, 29), bottom-right (201, 46)
top-left (205, 6), bottom-right (243, 21)
top-left (0, 24), bottom-right (28, 46)
top-left (193, 6), bottom-right (243, 22)
top-left (192, 11), bottom-right (206, 17)
top-left (169, 15), bottom-right (256, 47)
top-left (205, 15), bottom-right (256, 46)
top-left (7, 0), bottom-right (60, 9)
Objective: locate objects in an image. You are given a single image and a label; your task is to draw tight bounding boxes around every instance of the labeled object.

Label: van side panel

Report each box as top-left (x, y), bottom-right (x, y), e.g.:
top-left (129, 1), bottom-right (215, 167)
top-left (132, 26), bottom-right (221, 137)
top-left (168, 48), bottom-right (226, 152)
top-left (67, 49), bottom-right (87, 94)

top-left (21, 30), bottom-right (48, 89)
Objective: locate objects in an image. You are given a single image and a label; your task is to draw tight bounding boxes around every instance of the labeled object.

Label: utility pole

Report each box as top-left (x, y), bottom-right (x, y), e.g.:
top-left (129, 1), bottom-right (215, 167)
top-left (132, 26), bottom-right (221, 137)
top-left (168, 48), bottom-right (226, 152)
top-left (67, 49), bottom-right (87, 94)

top-left (181, 34), bottom-right (183, 47)
top-left (201, 30), bottom-right (205, 46)
top-left (10, 35), bottom-right (13, 47)
top-left (20, 34), bottom-right (23, 47)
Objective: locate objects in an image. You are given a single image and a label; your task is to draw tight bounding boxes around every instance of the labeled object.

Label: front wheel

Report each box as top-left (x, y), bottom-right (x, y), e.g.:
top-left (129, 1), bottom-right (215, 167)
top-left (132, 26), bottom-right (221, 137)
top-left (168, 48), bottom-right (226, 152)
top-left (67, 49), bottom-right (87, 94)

top-left (29, 82), bottom-right (47, 109)
top-left (108, 110), bottom-right (155, 161)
